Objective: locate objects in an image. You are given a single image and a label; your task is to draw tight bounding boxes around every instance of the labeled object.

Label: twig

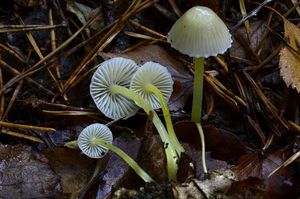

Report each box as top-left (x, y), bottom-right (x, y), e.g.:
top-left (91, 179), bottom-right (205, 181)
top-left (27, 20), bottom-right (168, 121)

top-left (231, 0), bottom-right (274, 31)
top-left (2, 80), bottom-right (23, 119)
top-left (0, 23), bottom-right (66, 33)
top-left (0, 121), bottom-right (55, 132)
top-left (1, 8), bottom-right (101, 93)
top-left (0, 129), bottom-right (44, 143)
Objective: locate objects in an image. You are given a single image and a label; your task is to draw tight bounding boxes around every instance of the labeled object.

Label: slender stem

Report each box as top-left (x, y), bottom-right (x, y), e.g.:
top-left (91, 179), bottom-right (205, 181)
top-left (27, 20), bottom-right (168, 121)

top-left (195, 122), bottom-right (207, 173)
top-left (111, 85), bottom-right (178, 181)
top-left (192, 57), bottom-right (205, 123)
top-left (92, 138), bottom-right (154, 183)
top-left (145, 84), bottom-right (184, 154)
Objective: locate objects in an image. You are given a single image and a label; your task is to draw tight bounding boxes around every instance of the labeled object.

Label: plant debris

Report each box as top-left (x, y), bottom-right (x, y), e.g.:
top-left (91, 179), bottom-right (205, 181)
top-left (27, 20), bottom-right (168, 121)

top-left (0, 0), bottom-right (300, 198)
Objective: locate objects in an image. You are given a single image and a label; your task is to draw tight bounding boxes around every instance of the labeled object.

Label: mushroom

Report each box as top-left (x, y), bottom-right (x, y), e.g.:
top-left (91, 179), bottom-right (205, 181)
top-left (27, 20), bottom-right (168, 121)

top-left (130, 61), bottom-right (184, 154)
top-left (90, 57), bottom-right (140, 120)
top-left (130, 61), bottom-right (173, 110)
top-left (77, 123), bottom-right (153, 183)
top-left (167, 6), bottom-right (232, 122)
top-left (90, 57), bottom-right (178, 181)
top-left (78, 123), bottom-right (113, 159)
top-left (167, 6), bottom-right (232, 173)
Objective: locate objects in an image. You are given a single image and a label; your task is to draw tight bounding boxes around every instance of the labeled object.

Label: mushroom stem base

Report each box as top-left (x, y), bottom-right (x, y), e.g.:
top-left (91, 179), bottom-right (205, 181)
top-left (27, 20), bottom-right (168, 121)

top-left (195, 122), bottom-right (207, 173)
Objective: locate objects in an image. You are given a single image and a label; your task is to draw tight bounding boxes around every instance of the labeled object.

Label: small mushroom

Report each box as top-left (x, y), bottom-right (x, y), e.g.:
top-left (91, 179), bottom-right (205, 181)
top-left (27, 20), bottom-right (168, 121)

top-left (130, 61), bottom-right (173, 110)
top-left (78, 123), bottom-right (113, 159)
top-left (90, 57), bottom-right (140, 120)
top-left (130, 62), bottom-right (184, 154)
top-left (77, 123), bottom-right (153, 183)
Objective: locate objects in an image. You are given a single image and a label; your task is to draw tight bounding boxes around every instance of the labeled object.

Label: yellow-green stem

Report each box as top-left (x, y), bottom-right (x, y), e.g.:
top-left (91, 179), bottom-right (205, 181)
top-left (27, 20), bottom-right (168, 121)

top-left (92, 138), bottom-right (154, 183)
top-left (192, 57), bottom-right (204, 123)
top-left (145, 84), bottom-right (184, 155)
top-left (111, 85), bottom-right (178, 181)
top-left (195, 122), bottom-right (207, 173)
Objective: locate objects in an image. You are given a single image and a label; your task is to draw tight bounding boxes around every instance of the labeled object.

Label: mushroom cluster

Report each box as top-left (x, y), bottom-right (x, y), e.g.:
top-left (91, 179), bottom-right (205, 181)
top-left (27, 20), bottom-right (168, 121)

top-left (89, 57), bottom-right (181, 181)
top-left (65, 5), bottom-right (232, 183)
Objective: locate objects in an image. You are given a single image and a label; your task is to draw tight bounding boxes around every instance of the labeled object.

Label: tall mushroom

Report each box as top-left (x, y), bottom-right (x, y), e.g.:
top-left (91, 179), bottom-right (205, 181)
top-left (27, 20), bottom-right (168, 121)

top-left (168, 6), bottom-right (232, 173)
top-left (167, 6), bottom-right (232, 123)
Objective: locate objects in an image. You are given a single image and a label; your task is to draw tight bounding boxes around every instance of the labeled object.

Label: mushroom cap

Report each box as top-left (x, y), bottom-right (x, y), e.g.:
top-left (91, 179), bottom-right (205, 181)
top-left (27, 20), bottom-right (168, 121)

top-left (78, 123), bottom-right (113, 159)
top-left (90, 57), bottom-right (140, 120)
top-left (130, 62), bottom-right (173, 109)
top-left (167, 6), bottom-right (232, 58)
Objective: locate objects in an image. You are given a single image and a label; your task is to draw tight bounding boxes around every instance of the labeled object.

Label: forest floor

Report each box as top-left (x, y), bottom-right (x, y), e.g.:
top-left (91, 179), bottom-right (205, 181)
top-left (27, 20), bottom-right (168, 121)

top-left (0, 0), bottom-right (299, 198)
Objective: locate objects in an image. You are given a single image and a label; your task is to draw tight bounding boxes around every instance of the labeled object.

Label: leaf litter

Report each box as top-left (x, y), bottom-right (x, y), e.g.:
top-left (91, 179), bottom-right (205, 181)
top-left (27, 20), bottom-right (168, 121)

top-left (0, 0), bottom-right (299, 198)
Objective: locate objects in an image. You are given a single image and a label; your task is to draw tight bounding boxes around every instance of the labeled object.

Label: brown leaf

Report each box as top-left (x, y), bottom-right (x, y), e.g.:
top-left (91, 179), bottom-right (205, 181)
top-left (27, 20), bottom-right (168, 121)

top-left (44, 147), bottom-right (95, 197)
top-left (279, 19), bottom-right (300, 92)
top-left (174, 121), bottom-right (248, 164)
top-left (234, 151), bottom-right (288, 180)
top-left (0, 144), bottom-right (60, 198)
top-left (233, 151), bottom-right (295, 199)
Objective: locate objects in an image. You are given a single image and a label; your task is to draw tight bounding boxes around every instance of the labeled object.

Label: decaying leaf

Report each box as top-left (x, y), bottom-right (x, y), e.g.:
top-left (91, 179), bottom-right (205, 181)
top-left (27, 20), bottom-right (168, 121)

top-left (173, 169), bottom-right (237, 199)
top-left (279, 19), bottom-right (300, 92)
top-left (0, 144), bottom-right (61, 198)
top-left (66, 1), bottom-right (103, 35)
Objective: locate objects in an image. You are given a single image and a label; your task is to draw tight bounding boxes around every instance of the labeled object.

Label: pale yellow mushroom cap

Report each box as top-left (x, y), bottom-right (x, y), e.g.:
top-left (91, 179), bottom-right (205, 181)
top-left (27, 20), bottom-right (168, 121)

top-left (167, 6), bottom-right (232, 58)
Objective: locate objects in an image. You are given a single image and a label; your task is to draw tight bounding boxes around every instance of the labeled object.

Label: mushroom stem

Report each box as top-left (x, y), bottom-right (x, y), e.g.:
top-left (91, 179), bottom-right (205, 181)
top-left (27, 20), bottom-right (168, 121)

top-left (192, 57), bottom-right (205, 123)
top-left (144, 83), bottom-right (185, 154)
top-left (111, 85), bottom-right (178, 181)
top-left (91, 138), bottom-right (154, 183)
top-left (195, 122), bottom-right (208, 173)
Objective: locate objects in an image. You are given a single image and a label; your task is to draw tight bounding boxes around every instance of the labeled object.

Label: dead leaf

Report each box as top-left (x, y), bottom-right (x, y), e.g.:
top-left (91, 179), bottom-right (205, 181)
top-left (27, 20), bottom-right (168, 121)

top-left (231, 21), bottom-right (267, 61)
top-left (0, 144), bottom-right (60, 198)
top-left (66, 1), bottom-right (103, 35)
top-left (174, 121), bottom-right (248, 164)
top-left (44, 147), bottom-right (95, 197)
top-left (279, 19), bottom-right (300, 92)
top-left (234, 151), bottom-right (288, 180)
top-left (233, 151), bottom-right (295, 199)
top-left (97, 135), bottom-right (142, 199)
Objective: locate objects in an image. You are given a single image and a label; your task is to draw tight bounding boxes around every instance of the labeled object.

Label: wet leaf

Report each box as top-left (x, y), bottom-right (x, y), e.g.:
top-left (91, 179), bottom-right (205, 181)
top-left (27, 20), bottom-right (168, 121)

top-left (0, 144), bottom-right (60, 198)
top-left (231, 21), bottom-right (267, 60)
top-left (234, 148), bottom-right (295, 198)
top-left (44, 147), bottom-right (95, 198)
top-left (181, 143), bottom-right (232, 179)
top-left (174, 121), bottom-right (248, 164)
top-left (138, 135), bottom-right (167, 183)
top-left (227, 177), bottom-right (265, 199)
top-left (66, 1), bottom-right (103, 34)
top-left (234, 151), bottom-right (287, 180)
top-left (279, 19), bottom-right (300, 92)
top-left (96, 135), bottom-right (142, 199)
